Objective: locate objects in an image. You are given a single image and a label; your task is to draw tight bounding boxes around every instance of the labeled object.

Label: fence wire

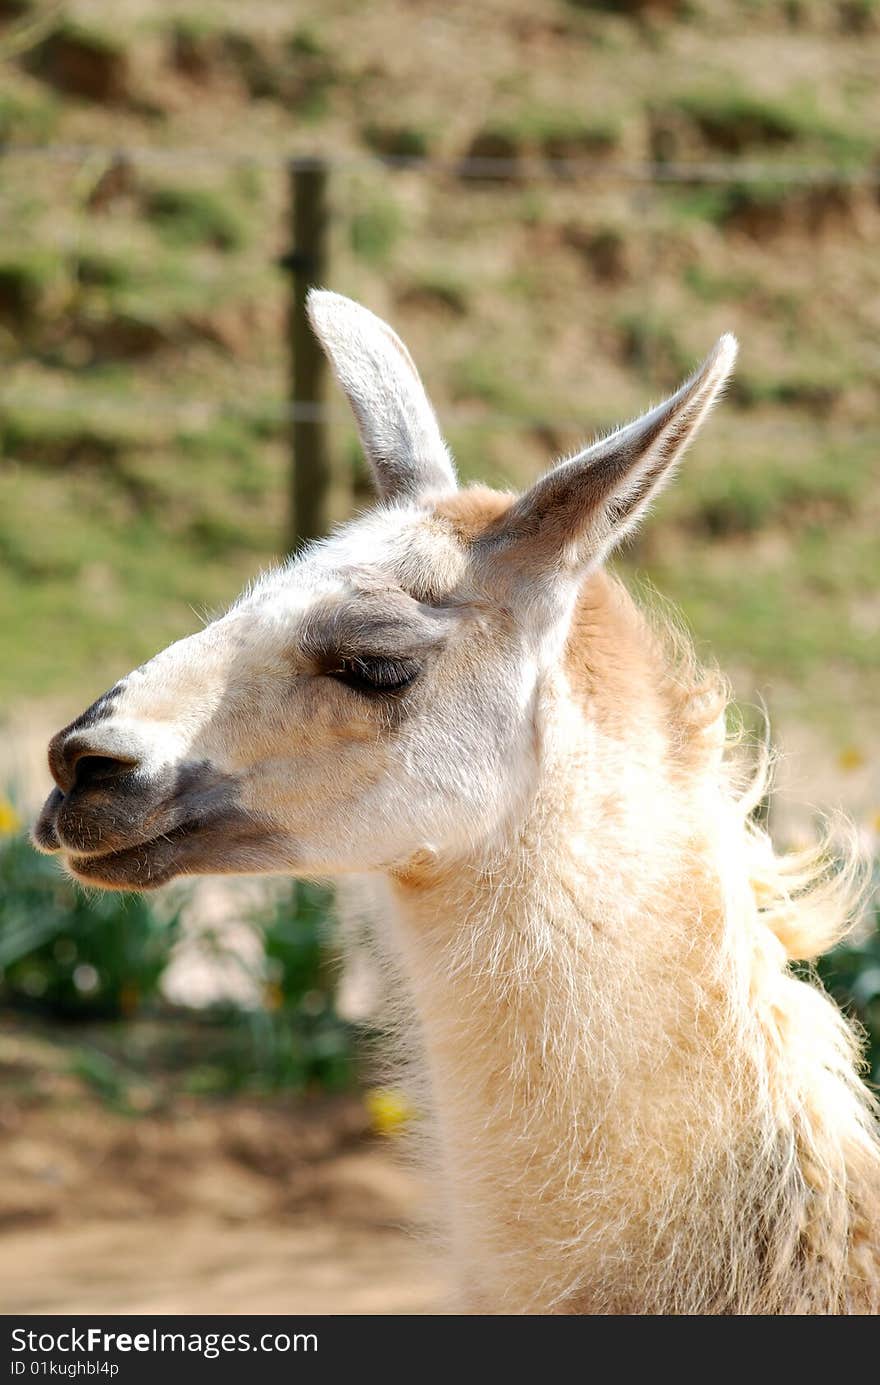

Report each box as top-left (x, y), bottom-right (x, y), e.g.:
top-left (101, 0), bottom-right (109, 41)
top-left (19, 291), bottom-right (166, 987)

top-left (1, 143), bottom-right (879, 186)
top-left (1, 142), bottom-right (875, 475)
top-left (1, 389), bottom-right (875, 445)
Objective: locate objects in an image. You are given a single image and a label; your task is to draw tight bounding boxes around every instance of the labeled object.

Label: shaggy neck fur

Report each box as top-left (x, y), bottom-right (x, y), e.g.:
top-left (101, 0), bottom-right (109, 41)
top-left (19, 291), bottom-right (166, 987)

top-left (383, 572), bottom-right (880, 1315)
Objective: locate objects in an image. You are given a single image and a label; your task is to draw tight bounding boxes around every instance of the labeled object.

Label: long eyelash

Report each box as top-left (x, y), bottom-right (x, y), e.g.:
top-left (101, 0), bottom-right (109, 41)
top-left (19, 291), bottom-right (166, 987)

top-left (330, 655), bottom-right (420, 694)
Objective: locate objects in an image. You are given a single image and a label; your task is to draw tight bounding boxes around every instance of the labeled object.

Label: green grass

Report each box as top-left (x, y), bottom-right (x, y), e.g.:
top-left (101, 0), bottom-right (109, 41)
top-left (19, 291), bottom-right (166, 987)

top-left (666, 83), bottom-right (873, 162)
top-left (362, 122), bottom-right (434, 159)
top-left (0, 85), bottom-right (59, 144)
top-left (507, 104), bottom-right (621, 153)
top-left (287, 24), bottom-right (328, 58)
top-left (732, 358), bottom-right (866, 413)
top-left (669, 447), bottom-right (865, 538)
top-left (666, 178), bottom-right (801, 226)
top-left (0, 399), bottom-right (154, 465)
top-left (468, 105), bottom-right (621, 163)
top-left (349, 190), bottom-right (403, 265)
top-left (283, 24), bottom-right (338, 120)
top-left (166, 13), bottom-right (225, 43)
top-left (616, 309), bottom-right (692, 382)
top-left (0, 246), bottom-right (66, 322)
top-left (0, 832), bottom-right (355, 1098)
top-left (634, 434), bottom-right (879, 694)
top-left (0, 828), bottom-right (182, 1021)
top-left (0, 490), bottom-right (264, 702)
top-left (396, 267), bottom-right (470, 315)
top-left (72, 250), bottom-right (139, 292)
top-left (0, 233), bottom-right (273, 372)
top-left (648, 535), bottom-right (878, 682)
top-left (144, 186), bottom-right (249, 253)
top-left (681, 264), bottom-right (761, 303)
top-left (450, 349), bottom-right (529, 412)
top-left (0, 396), bottom-right (286, 701)
top-left (837, 0), bottom-right (880, 32)
top-left (36, 18), bottom-right (126, 60)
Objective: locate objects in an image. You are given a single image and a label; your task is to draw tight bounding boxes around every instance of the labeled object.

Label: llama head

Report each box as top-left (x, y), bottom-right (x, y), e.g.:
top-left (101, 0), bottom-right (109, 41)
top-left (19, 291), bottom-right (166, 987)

top-left (34, 293), bottom-right (736, 890)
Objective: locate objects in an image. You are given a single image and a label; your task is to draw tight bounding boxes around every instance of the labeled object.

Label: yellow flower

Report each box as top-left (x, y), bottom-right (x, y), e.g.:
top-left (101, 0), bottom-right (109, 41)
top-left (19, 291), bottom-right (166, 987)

top-left (0, 798), bottom-right (21, 836)
top-left (365, 1086), bottom-right (416, 1136)
top-left (837, 746), bottom-right (866, 773)
top-left (264, 981), bottom-right (284, 1012)
top-left (119, 983), bottom-right (140, 1019)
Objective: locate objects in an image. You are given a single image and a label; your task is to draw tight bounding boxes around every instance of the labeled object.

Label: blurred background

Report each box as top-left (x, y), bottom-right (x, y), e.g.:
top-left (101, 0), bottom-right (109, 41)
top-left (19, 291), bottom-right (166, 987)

top-left (0, 0), bottom-right (878, 1314)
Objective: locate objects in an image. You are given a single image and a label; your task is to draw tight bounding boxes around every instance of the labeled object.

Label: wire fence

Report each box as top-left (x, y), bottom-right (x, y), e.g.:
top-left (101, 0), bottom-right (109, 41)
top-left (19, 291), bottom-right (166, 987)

top-left (1, 387), bottom-right (875, 442)
top-left (2, 141), bottom-right (880, 183)
top-left (2, 139), bottom-right (876, 544)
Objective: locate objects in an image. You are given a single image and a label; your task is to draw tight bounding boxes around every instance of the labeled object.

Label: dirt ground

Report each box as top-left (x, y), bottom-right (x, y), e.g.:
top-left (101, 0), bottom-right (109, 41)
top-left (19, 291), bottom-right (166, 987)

top-left (0, 1089), bottom-right (445, 1315)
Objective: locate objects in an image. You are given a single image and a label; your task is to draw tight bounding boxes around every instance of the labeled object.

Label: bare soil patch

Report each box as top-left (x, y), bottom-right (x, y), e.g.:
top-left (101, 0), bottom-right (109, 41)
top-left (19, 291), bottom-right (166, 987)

top-left (0, 1074), bottom-right (444, 1315)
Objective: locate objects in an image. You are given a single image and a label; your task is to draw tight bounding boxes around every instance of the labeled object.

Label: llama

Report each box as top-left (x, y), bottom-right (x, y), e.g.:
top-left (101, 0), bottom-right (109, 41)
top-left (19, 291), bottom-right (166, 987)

top-left (34, 292), bottom-right (880, 1314)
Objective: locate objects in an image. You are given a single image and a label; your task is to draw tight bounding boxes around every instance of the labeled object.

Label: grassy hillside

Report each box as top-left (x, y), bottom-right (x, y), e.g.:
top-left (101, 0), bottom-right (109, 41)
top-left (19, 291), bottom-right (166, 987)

top-left (1, 0), bottom-right (878, 756)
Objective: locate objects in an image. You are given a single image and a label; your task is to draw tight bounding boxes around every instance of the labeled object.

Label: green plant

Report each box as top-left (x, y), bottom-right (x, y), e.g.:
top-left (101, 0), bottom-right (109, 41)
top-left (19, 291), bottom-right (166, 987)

top-left (667, 84), bottom-right (871, 162)
top-left (396, 268), bottom-right (469, 315)
top-left (362, 122), bottom-right (433, 159)
top-left (838, 0), bottom-right (880, 33)
top-left (24, 19), bottom-right (131, 106)
top-left (283, 25), bottom-right (337, 119)
top-left (349, 192), bottom-right (402, 265)
top-left (467, 106), bottom-right (621, 166)
top-left (0, 247), bottom-right (64, 324)
top-left (72, 251), bottom-right (137, 292)
top-left (0, 819), bottom-right (182, 1020)
top-left (287, 23), bottom-right (327, 59)
top-left (0, 87), bottom-right (58, 143)
top-left (0, 401), bottom-right (143, 466)
top-left (247, 882), bottom-right (354, 1091)
top-left (616, 309), bottom-right (690, 381)
top-left (144, 186), bottom-right (248, 252)
top-left (682, 263), bottom-right (759, 303)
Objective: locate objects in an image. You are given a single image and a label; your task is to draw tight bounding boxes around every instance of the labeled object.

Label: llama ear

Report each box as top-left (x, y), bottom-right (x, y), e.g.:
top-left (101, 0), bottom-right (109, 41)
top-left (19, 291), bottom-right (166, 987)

top-left (478, 334), bottom-right (737, 583)
top-left (307, 290), bottom-right (457, 502)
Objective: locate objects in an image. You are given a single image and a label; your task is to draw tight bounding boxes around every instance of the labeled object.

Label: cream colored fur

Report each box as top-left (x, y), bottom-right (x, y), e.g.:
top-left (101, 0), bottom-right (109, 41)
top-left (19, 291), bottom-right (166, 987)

top-left (374, 572), bottom-right (880, 1313)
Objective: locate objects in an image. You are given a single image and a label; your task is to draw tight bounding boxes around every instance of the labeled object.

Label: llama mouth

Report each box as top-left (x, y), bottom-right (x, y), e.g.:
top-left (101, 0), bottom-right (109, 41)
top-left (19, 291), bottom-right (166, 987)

top-left (32, 787), bottom-right (65, 853)
top-left (33, 785), bottom-right (204, 885)
top-left (32, 761), bottom-right (252, 888)
top-left (34, 761), bottom-right (287, 891)
top-left (63, 820), bottom-right (201, 891)
top-left (60, 809), bottom-right (291, 892)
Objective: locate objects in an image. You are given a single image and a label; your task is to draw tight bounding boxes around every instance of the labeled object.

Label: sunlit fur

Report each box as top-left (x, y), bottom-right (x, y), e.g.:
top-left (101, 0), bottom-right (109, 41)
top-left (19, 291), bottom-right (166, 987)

top-left (352, 546), bottom-right (880, 1315)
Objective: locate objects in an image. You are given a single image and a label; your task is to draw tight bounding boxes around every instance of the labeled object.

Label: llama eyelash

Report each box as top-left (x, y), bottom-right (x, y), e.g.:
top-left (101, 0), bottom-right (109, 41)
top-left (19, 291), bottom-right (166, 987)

top-left (329, 654), bottom-right (421, 694)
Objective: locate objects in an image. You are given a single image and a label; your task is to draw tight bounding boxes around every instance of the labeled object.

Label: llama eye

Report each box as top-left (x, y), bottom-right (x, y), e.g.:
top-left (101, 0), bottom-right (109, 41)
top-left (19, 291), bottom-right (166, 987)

top-left (330, 655), bottom-right (420, 695)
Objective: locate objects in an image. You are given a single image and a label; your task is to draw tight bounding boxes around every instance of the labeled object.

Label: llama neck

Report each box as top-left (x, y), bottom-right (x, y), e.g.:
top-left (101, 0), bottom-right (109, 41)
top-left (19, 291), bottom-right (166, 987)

top-left (376, 570), bottom-right (880, 1313)
top-left (385, 668), bottom-right (738, 1313)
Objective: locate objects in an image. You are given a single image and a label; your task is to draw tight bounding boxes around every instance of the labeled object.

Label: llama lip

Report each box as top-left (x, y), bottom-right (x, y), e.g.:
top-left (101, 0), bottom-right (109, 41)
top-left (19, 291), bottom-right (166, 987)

top-left (63, 820), bottom-right (199, 891)
top-left (33, 761), bottom-right (282, 891)
top-left (62, 809), bottom-right (289, 892)
top-left (32, 788), bottom-right (64, 852)
top-left (33, 782), bottom-right (185, 865)
top-left (32, 760), bottom-right (244, 873)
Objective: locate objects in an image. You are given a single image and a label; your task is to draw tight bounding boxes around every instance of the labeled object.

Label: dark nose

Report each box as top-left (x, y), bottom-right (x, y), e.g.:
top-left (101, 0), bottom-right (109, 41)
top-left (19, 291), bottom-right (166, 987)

top-left (48, 732), bottom-right (138, 795)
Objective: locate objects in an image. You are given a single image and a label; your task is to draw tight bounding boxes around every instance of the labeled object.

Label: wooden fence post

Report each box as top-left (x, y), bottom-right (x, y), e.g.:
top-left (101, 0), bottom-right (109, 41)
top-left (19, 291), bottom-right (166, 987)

top-left (284, 157), bottom-right (333, 554)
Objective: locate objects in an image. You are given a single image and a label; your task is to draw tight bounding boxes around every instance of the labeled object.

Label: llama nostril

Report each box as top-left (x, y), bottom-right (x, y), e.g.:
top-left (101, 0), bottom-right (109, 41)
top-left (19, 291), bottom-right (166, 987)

top-left (48, 731), bottom-right (139, 795)
top-left (72, 754), bottom-right (138, 793)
